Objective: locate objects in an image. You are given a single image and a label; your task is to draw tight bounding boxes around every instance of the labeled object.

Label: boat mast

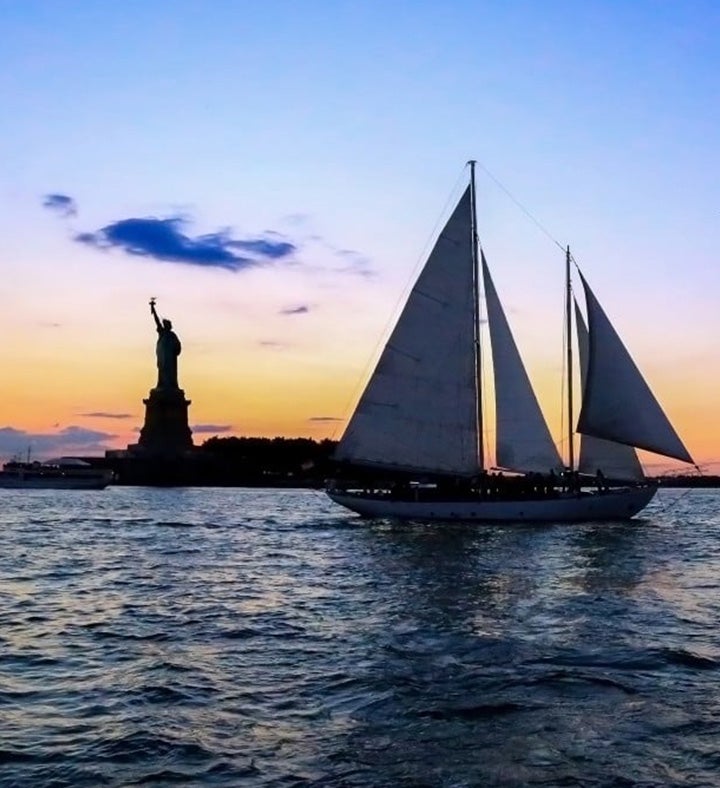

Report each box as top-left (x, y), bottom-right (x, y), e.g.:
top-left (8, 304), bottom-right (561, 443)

top-left (469, 160), bottom-right (484, 472)
top-left (565, 245), bottom-right (574, 472)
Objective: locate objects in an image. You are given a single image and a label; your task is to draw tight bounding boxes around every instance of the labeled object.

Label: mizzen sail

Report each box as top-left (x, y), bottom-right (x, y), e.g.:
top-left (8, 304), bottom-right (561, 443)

top-left (574, 300), bottom-right (645, 481)
top-left (335, 187), bottom-right (480, 475)
top-left (576, 272), bottom-right (693, 464)
top-left (482, 253), bottom-right (563, 474)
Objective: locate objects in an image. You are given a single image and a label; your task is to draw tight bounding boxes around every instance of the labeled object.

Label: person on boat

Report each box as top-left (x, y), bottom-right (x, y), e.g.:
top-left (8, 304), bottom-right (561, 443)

top-left (546, 468), bottom-right (558, 496)
top-left (150, 298), bottom-right (182, 390)
top-left (595, 468), bottom-right (606, 492)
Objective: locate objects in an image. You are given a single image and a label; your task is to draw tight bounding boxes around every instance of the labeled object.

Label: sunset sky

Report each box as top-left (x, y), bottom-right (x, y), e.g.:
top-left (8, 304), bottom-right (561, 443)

top-left (2, 1), bottom-right (718, 472)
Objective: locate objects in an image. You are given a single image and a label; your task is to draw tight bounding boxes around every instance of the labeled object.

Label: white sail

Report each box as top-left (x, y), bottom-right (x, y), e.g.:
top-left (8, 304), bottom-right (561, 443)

top-left (576, 272), bottom-right (693, 465)
top-left (482, 253), bottom-right (563, 474)
top-left (335, 187), bottom-right (480, 475)
top-left (574, 300), bottom-right (645, 481)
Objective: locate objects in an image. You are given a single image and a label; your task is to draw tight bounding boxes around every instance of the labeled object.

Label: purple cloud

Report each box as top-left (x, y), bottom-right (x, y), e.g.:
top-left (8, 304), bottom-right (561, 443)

top-left (79, 412), bottom-right (133, 419)
top-left (258, 340), bottom-right (289, 349)
top-left (0, 425), bottom-right (116, 459)
top-left (228, 237), bottom-right (296, 259)
top-left (75, 215), bottom-right (296, 271)
top-left (191, 424), bottom-right (233, 434)
top-left (279, 304), bottom-right (311, 315)
top-left (43, 193), bottom-right (77, 217)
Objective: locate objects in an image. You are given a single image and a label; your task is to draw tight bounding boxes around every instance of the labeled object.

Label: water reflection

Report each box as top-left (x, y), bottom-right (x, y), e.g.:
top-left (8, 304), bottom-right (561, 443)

top-left (363, 523), bottom-right (528, 628)
top-left (568, 520), bottom-right (650, 594)
top-left (332, 517), bottom-right (675, 784)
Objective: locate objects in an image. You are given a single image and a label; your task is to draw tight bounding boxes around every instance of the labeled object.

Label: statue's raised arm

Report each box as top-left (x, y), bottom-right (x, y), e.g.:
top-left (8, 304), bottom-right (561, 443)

top-left (149, 298), bottom-right (162, 332)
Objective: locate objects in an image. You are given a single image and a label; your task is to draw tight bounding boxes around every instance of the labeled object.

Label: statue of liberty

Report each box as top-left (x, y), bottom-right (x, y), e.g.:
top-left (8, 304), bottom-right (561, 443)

top-left (149, 298), bottom-right (182, 390)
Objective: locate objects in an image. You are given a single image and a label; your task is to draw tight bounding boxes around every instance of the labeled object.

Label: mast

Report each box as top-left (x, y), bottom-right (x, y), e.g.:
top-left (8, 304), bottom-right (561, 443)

top-left (565, 245), bottom-right (574, 471)
top-left (468, 160), bottom-right (484, 472)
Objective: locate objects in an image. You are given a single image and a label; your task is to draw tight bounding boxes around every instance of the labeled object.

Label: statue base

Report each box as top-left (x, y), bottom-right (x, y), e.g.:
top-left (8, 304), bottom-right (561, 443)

top-left (135, 387), bottom-right (194, 457)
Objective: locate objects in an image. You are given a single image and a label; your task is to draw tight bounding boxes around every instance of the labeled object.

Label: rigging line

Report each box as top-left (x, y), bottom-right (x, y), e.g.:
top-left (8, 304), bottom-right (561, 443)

top-left (473, 161), bottom-right (566, 252)
top-left (695, 460), bottom-right (720, 472)
top-left (654, 487), bottom-right (693, 515)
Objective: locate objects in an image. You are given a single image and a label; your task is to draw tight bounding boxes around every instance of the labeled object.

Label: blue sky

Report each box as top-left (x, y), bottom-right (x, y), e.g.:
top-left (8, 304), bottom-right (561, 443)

top-left (1, 1), bottom-right (718, 466)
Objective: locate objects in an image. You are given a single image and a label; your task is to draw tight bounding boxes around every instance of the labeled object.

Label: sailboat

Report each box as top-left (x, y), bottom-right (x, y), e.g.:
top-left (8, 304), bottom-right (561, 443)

top-left (327, 162), bottom-right (694, 522)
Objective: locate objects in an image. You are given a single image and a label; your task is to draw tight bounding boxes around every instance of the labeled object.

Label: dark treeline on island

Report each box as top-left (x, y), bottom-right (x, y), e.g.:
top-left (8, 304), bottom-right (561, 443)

top-left (200, 436), bottom-right (339, 485)
top-left (654, 474), bottom-right (720, 488)
top-left (99, 436), bottom-right (340, 487)
top-left (85, 436), bottom-right (720, 488)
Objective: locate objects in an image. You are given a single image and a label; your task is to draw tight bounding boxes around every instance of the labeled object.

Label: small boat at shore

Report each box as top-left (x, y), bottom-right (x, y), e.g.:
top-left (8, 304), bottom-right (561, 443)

top-left (327, 162), bottom-right (695, 522)
top-left (0, 457), bottom-right (114, 490)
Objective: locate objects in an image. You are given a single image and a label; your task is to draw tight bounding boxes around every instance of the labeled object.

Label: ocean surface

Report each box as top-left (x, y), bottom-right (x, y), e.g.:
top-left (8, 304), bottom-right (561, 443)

top-left (1, 487), bottom-right (719, 788)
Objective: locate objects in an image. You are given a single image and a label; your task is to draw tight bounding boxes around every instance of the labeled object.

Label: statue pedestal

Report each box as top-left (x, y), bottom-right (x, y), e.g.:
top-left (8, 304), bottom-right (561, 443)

top-left (136, 387), bottom-right (194, 457)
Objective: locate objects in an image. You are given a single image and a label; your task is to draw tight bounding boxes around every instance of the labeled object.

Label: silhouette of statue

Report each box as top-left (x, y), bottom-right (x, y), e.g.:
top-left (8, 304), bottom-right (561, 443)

top-left (150, 298), bottom-right (181, 390)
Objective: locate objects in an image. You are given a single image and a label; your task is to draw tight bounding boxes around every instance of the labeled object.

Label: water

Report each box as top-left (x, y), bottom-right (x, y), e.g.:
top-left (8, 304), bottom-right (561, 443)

top-left (1, 488), bottom-right (719, 787)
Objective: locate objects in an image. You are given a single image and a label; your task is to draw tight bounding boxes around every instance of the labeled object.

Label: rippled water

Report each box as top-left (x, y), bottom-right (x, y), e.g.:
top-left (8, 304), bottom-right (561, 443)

top-left (1, 487), bottom-right (719, 787)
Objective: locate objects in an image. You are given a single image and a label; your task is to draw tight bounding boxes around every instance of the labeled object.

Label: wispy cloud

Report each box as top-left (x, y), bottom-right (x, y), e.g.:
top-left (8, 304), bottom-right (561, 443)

top-left (75, 216), bottom-right (296, 271)
top-left (279, 304), bottom-right (312, 315)
top-left (281, 213), bottom-right (375, 278)
top-left (308, 416), bottom-right (342, 422)
top-left (0, 425), bottom-right (116, 459)
top-left (191, 424), bottom-right (233, 434)
top-left (281, 212), bottom-right (311, 226)
top-left (258, 340), bottom-right (289, 349)
top-left (333, 248), bottom-right (374, 277)
top-left (42, 193), bottom-right (77, 217)
top-left (79, 412), bottom-right (133, 419)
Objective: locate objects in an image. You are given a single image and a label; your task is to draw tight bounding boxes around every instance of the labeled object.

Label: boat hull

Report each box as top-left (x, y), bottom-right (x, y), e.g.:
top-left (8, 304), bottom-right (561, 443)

top-left (327, 486), bottom-right (657, 523)
top-left (0, 471), bottom-right (112, 490)
top-left (0, 474), bottom-right (112, 490)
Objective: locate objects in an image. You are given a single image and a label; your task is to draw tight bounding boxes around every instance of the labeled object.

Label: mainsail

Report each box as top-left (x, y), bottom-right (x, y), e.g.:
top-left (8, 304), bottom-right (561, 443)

top-left (576, 272), bottom-right (693, 465)
top-left (574, 300), bottom-right (644, 481)
top-left (482, 254), bottom-right (563, 474)
top-left (335, 187), bottom-right (480, 475)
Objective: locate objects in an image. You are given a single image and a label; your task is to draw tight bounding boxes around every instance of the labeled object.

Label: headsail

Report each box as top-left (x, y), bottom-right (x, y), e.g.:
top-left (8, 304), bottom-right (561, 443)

top-left (482, 253), bottom-right (563, 474)
top-left (576, 272), bottom-right (693, 464)
top-left (335, 187), bottom-right (480, 476)
top-left (574, 300), bottom-right (644, 481)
